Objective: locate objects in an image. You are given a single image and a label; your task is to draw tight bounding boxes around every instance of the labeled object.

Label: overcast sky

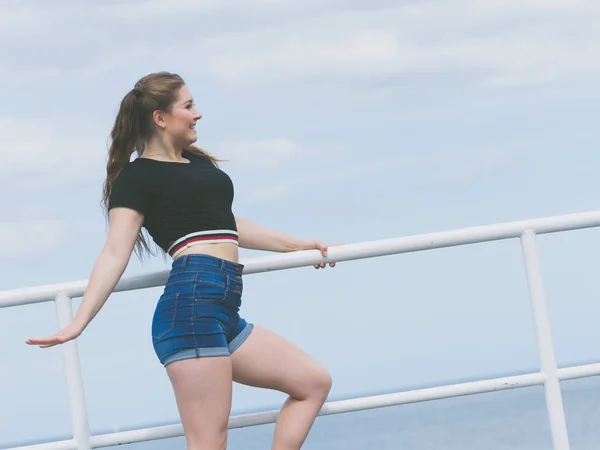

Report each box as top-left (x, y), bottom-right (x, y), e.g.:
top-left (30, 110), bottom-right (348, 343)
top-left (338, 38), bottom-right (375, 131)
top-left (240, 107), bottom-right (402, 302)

top-left (2, 0), bottom-right (600, 446)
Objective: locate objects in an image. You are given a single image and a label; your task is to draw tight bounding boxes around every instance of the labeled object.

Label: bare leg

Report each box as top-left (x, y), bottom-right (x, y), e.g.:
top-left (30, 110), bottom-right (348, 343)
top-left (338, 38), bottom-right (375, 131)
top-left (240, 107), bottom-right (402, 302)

top-left (166, 356), bottom-right (233, 450)
top-left (231, 326), bottom-right (332, 450)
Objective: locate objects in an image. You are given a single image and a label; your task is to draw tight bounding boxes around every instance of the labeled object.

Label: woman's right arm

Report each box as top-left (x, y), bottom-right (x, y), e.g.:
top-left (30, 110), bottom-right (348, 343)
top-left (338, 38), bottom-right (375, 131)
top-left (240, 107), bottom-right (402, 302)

top-left (26, 207), bottom-right (144, 348)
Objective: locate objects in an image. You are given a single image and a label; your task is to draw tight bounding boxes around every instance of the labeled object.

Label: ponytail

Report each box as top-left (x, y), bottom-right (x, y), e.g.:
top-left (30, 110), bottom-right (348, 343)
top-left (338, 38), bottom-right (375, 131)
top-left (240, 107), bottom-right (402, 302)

top-left (102, 89), bottom-right (153, 259)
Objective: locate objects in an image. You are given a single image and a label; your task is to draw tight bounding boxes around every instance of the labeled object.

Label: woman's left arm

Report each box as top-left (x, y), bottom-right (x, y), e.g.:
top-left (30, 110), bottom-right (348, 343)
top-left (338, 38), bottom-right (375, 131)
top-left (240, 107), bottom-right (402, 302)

top-left (234, 216), bottom-right (336, 268)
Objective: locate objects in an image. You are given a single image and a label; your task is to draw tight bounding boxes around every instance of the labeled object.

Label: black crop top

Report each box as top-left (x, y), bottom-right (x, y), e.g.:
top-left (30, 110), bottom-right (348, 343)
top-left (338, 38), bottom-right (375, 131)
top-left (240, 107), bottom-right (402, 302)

top-left (108, 149), bottom-right (238, 257)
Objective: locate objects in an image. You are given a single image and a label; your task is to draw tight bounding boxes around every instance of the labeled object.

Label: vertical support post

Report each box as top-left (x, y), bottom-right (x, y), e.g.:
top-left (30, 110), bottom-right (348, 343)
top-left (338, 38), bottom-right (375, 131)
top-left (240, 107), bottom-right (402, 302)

top-left (55, 293), bottom-right (92, 450)
top-left (520, 230), bottom-right (570, 450)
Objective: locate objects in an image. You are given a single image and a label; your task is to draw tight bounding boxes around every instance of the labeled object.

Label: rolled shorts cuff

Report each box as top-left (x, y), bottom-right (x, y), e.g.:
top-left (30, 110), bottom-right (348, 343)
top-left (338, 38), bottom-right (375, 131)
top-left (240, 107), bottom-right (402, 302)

top-left (162, 322), bottom-right (254, 367)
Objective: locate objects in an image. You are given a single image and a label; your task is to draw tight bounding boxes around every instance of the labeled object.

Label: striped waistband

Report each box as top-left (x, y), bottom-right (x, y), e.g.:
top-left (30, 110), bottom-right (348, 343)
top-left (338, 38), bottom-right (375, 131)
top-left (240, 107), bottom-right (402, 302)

top-left (167, 230), bottom-right (239, 258)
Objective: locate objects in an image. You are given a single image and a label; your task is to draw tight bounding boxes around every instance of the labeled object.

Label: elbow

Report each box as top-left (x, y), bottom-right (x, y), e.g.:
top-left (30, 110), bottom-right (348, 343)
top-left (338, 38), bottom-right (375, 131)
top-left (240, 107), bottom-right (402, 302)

top-left (103, 240), bottom-right (133, 267)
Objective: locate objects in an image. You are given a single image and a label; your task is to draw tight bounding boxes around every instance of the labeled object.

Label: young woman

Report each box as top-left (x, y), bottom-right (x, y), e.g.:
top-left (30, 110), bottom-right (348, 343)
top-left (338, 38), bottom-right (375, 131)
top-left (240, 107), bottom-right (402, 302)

top-left (27, 71), bottom-right (335, 450)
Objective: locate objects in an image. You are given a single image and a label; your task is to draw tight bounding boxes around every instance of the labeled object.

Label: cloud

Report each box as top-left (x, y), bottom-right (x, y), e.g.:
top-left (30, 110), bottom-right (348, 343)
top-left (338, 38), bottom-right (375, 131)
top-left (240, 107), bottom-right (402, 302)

top-left (0, 214), bottom-right (106, 260)
top-left (239, 157), bottom-right (405, 203)
top-left (216, 138), bottom-right (302, 169)
top-left (196, 0), bottom-right (600, 88)
top-left (0, 116), bottom-right (108, 190)
top-left (216, 138), bottom-right (345, 169)
top-left (98, 0), bottom-right (330, 22)
top-left (0, 219), bottom-right (65, 259)
top-left (1, 0), bottom-right (599, 89)
top-left (237, 148), bottom-right (510, 204)
top-left (422, 149), bottom-right (510, 189)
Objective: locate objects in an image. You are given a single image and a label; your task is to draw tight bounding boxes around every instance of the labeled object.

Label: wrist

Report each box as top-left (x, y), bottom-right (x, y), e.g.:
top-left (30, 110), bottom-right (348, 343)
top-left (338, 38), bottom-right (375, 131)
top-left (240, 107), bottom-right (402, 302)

top-left (288, 238), bottom-right (316, 252)
top-left (284, 237), bottom-right (310, 252)
top-left (72, 316), bottom-right (89, 333)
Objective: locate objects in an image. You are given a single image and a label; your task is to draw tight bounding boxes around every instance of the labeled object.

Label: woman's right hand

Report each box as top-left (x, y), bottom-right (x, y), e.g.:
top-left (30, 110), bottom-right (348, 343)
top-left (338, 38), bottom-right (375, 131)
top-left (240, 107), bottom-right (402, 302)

top-left (26, 320), bottom-right (85, 348)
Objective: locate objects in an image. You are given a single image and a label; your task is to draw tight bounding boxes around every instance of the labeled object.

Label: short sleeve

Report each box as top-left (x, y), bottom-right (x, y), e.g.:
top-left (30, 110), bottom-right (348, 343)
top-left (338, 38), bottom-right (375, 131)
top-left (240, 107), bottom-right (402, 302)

top-left (108, 164), bottom-right (152, 215)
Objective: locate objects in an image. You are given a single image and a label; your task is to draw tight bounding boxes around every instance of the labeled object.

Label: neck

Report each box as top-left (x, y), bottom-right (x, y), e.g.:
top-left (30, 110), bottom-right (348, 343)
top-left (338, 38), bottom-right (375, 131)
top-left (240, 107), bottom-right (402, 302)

top-left (143, 136), bottom-right (184, 162)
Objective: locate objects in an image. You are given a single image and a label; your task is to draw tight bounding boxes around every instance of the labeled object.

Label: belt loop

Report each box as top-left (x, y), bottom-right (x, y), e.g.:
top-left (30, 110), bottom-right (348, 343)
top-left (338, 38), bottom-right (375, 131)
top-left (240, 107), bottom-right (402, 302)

top-left (220, 258), bottom-right (226, 271)
top-left (181, 255), bottom-right (188, 268)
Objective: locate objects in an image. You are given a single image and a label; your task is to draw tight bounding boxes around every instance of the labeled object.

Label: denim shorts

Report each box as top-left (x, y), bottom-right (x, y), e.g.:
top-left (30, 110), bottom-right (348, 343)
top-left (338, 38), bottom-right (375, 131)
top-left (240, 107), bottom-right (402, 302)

top-left (151, 254), bottom-right (254, 367)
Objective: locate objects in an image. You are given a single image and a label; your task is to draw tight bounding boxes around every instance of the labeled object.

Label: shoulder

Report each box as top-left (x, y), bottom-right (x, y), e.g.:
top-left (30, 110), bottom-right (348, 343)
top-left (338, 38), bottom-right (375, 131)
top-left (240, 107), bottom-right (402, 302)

top-left (112, 160), bottom-right (149, 188)
top-left (108, 161), bottom-right (156, 212)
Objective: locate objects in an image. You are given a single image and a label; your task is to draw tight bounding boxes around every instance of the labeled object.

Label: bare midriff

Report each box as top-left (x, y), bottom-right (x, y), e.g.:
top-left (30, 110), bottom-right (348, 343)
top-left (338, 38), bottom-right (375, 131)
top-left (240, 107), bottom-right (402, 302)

top-left (174, 241), bottom-right (240, 263)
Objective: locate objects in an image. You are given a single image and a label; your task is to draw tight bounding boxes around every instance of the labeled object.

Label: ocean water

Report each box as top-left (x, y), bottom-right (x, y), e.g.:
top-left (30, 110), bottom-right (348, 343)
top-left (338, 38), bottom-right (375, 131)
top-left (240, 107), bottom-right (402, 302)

top-left (98, 376), bottom-right (600, 450)
top-left (4, 376), bottom-right (600, 449)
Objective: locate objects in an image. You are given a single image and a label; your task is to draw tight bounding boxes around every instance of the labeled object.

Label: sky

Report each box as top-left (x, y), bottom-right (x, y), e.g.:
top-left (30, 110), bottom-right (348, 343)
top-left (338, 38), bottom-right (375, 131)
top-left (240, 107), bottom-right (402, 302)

top-left (2, 0), bottom-right (600, 445)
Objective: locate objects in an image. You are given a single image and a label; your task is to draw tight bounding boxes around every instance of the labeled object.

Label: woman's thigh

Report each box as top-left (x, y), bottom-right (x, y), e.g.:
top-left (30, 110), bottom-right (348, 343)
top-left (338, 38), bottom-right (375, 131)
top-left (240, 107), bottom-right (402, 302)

top-left (166, 356), bottom-right (233, 445)
top-left (231, 326), bottom-right (331, 400)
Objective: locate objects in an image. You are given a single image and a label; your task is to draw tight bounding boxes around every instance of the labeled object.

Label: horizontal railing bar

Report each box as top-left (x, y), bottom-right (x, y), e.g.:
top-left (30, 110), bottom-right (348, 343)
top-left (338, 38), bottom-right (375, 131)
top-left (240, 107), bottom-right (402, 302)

top-left (2, 210), bottom-right (600, 309)
top-left (7, 362), bottom-right (600, 450)
top-left (78, 372), bottom-right (553, 448)
top-left (558, 362), bottom-right (600, 381)
top-left (88, 425), bottom-right (181, 448)
top-left (3, 439), bottom-right (77, 450)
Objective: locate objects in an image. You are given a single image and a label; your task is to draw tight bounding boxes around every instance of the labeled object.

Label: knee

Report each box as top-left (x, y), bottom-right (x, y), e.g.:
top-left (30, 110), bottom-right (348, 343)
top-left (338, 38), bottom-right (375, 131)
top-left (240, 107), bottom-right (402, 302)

top-left (303, 367), bottom-right (332, 403)
top-left (320, 369), bottom-right (333, 397)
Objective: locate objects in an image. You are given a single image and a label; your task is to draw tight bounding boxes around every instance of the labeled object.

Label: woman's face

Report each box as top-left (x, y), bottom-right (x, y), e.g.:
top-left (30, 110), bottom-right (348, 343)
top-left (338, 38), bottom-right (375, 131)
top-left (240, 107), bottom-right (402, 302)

top-left (161, 84), bottom-right (202, 147)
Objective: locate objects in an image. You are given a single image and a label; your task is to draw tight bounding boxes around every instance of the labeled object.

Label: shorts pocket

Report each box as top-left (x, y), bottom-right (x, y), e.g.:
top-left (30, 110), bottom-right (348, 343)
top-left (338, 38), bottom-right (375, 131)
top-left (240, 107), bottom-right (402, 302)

top-left (193, 272), bottom-right (229, 302)
top-left (152, 293), bottom-right (179, 342)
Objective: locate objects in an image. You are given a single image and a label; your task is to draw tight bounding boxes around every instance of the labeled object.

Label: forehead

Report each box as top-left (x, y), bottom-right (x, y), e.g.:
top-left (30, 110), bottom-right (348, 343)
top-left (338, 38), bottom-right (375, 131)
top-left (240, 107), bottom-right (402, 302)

top-left (175, 85), bottom-right (194, 104)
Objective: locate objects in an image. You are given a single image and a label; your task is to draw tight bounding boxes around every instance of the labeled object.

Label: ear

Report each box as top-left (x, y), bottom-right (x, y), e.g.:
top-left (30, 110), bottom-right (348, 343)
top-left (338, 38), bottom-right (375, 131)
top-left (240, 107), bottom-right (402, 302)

top-left (152, 110), bottom-right (167, 130)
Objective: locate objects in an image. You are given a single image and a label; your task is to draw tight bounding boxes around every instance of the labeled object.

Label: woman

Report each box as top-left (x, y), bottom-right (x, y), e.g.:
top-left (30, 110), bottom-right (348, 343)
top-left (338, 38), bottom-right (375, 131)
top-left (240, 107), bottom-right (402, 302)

top-left (27, 71), bottom-right (335, 450)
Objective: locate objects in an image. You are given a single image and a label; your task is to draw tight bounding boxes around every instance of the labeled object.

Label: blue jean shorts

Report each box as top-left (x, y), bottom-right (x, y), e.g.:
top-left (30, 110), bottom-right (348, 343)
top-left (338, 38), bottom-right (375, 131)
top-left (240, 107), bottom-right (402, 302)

top-left (151, 254), bottom-right (254, 367)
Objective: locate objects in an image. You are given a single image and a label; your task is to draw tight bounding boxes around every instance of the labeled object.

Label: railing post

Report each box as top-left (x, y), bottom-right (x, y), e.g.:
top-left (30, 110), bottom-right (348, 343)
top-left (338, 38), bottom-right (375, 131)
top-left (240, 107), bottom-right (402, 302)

top-left (520, 230), bottom-right (570, 450)
top-left (55, 294), bottom-right (92, 450)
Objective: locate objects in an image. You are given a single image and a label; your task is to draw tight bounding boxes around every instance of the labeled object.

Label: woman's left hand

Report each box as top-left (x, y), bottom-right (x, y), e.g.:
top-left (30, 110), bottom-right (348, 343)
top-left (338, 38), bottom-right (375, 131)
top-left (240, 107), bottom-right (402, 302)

top-left (299, 240), bottom-right (339, 269)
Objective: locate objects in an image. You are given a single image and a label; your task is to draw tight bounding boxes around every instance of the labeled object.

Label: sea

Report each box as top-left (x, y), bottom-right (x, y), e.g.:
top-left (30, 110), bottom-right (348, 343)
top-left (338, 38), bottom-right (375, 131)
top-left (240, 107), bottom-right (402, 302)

top-left (5, 376), bottom-right (600, 449)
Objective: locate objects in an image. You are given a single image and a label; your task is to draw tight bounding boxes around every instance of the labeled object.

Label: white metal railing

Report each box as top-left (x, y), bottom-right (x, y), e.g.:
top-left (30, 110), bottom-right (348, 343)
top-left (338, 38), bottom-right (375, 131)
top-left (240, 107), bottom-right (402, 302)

top-left (3, 210), bottom-right (600, 450)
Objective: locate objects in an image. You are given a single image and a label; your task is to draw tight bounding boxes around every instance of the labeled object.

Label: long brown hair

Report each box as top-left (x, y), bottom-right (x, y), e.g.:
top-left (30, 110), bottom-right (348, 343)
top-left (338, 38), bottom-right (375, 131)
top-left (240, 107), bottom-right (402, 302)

top-left (102, 71), bottom-right (219, 259)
